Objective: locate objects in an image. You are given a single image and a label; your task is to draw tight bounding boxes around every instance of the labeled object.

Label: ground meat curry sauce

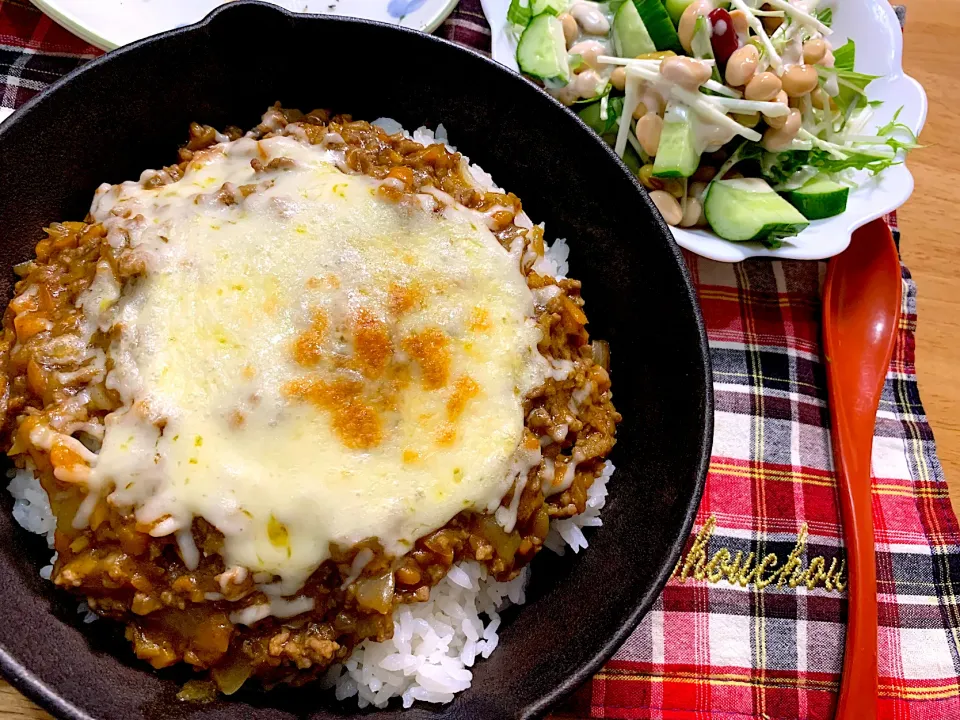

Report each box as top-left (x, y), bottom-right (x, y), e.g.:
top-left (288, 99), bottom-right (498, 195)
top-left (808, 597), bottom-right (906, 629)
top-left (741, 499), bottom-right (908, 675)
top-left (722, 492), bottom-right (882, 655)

top-left (0, 105), bottom-right (619, 696)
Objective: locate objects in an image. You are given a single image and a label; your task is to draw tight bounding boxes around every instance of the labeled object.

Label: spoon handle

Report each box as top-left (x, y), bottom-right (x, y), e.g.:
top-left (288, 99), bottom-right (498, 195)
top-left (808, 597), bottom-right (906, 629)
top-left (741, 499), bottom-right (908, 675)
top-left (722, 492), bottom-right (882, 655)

top-left (830, 406), bottom-right (879, 720)
top-left (823, 220), bottom-right (902, 720)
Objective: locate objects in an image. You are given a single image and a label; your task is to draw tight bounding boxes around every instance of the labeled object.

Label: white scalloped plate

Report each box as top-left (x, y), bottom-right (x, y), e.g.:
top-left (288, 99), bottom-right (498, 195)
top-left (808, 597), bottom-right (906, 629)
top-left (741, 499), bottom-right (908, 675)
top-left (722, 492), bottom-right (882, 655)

top-left (30, 0), bottom-right (460, 50)
top-left (483, 0), bottom-right (927, 261)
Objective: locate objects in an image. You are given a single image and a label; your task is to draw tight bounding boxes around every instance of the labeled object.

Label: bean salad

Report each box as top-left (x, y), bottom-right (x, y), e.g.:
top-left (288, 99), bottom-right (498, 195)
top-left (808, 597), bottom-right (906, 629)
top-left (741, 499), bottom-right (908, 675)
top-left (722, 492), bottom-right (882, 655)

top-left (510, 0), bottom-right (918, 245)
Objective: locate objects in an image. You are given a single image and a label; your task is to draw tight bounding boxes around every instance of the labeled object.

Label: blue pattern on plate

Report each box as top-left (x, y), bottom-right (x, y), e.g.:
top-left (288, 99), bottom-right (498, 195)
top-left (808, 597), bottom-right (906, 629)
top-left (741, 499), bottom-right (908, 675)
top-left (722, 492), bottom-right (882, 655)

top-left (387, 0), bottom-right (428, 18)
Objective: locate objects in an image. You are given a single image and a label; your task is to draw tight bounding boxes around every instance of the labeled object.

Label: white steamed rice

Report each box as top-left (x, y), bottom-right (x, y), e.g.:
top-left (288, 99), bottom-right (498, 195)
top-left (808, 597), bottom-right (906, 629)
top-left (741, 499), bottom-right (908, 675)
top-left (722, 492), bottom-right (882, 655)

top-left (5, 121), bottom-right (609, 708)
top-left (7, 462), bottom-right (612, 706)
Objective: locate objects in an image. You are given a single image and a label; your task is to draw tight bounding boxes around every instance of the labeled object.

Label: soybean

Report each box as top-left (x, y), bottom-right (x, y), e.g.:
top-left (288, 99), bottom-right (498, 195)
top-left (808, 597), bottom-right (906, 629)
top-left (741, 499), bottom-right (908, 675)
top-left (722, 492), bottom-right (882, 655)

top-left (781, 64), bottom-right (819, 97)
top-left (637, 164), bottom-right (664, 191)
top-left (568, 40), bottom-right (605, 70)
top-left (678, 0), bottom-right (713, 55)
top-left (761, 108), bottom-right (802, 151)
top-left (570, 2), bottom-right (610, 36)
top-left (663, 177), bottom-right (685, 198)
top-left (811, 86), bottom-right (832, 110)
top-left (732, 111), bottom-right (761, 128)
top-left (744, 71), bottom-right (782, 101)
top-left (763, 90), bottom-right (789, 129)
top-left (636, 113), bottom-right (664, 156)
top-left (611, 66), bottom-right (627, 92)
top-left (802, 38), bottom-right (827, 64)
top-left (660, 56), bottom-right (712, 91)
top-left (679, 197), bottom-right (706, 227)
top-left (725, 45), bottom-right (760, 87)
top-left (728, 9), bottom-right (750, 36)
top-left (689, 180), bottom-right (709, 200)
top-left (649, 190), bottom-right (683, 226)
top-left (559, 13), bottom-right (578, 48)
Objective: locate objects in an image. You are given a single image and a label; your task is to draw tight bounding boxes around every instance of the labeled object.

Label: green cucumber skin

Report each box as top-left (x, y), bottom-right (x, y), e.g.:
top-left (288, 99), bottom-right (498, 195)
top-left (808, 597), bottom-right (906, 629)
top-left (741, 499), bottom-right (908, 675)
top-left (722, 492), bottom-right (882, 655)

top-left (516, 14), bottom-right (569, 83)
top-left (531, 0), bottom-right (565, 15)
top-left (632, 0), bottom-right (683, 52)
top-left (652, 115), bottom-right (700, 178)
top-left (706, 218), bottom-right (810, 243)
top-left (704, 180), bottom-right (810, 242)
top-left (663, 0), bottom-right (693, 25)
top-left (740, 221), bottom-right (809, 242)
top-left (613, 1), bottom-right (657, 57)
top-left (651, 168), bottom-right (686, 178)
top-left (782, 183), bottom-right (850, 220)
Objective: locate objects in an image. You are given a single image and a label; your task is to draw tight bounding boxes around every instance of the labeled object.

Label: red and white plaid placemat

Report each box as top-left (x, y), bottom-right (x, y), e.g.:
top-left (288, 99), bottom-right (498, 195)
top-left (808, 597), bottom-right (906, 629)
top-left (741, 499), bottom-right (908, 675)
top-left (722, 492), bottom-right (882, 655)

top-left (2, 1), bottom-right (959, 717)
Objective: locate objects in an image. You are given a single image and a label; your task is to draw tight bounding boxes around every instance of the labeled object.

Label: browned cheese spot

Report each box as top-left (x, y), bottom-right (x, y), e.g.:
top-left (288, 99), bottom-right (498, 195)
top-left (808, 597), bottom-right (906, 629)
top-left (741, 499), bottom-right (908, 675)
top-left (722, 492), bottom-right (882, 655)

top-left (468, 307), bottom-right (491, 333)
top-left (402, 327), bottom-right (450, 390)
top-left (306, 274), bottom-right (340, 291)
top-left (283, 378), bottom-right (382, 449)
top-left (446, 375), bottom-right (480, 421)
top-left (436, 425), bottom-right (457, 447)
top-left (353, 308), bottom-right (392, 379)
top-left (388, 282), bottom-right (423, 317)
top-left (291, 309), bottom-right (328, 367)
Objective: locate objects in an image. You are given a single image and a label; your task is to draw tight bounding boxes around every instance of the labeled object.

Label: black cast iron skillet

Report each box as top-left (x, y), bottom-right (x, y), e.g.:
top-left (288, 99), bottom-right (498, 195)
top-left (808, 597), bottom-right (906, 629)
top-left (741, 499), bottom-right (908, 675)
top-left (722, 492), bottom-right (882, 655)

top-left (0, 3), bottom-right (712, 718)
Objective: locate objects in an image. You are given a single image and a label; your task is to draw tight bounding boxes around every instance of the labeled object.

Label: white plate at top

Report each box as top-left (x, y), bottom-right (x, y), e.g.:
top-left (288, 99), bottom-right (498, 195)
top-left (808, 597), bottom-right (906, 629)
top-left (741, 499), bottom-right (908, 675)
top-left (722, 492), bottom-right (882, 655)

top-left (31, 0), bottom-right (460, 51)
top-left (481, 0), bottom-right (927, 262)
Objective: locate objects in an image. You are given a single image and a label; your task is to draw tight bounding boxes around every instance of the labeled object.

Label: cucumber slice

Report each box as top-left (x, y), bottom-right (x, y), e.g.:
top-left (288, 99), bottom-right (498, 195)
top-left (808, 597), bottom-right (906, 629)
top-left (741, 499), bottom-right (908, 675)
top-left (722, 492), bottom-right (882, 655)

top-left (631, 0), bottom-right (682, 53)
top-left (704, 178), bottom-right (810, 242)
top-left (653, 105), bottom-right (701, 178)
top-left (507, 0), bottom-right (532, 26)
top-left (690, 16), bottom-right (722, 83)
top-left (516, 14), bottom-right (570, 84)
top-left (665, 0), bottom-right (731, 25)
top-left (531, 0), bottom-right (565, 16)
top-left (577, 100), bottom-right (609, 134)
top-left (781, 178), bottom-right (850, 220)
top-left (613, 1), bottom-right (657, 57)
top-left (664, 0), bottom-right (694, 25)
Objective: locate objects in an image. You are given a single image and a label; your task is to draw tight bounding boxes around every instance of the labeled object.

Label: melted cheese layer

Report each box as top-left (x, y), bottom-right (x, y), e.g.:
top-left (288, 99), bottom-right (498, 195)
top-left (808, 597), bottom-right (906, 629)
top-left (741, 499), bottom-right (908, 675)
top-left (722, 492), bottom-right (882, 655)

top-left (82, 136), bottom-right (547, 595)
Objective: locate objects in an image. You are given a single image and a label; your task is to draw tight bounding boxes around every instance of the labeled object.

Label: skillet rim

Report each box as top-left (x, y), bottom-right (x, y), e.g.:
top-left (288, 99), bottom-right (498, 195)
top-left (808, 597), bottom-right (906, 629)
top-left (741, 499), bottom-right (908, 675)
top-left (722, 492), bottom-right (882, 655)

top-left (0, 4), bottom-right (714, 718)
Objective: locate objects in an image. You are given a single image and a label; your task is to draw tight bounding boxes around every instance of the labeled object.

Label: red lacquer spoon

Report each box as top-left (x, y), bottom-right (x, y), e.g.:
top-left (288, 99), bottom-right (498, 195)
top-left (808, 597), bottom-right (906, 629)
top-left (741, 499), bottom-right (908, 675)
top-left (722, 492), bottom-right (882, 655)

top-left (822, 218), bottom-right (902, 719)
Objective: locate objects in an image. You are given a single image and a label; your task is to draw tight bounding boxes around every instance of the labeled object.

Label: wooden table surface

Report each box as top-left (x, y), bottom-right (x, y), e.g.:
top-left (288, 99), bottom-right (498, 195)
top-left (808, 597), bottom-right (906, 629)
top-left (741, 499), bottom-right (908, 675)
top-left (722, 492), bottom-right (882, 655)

top-left (1, 1), bottom-right (958, 717)
top-left (898, 0), bottom-right (960, 514)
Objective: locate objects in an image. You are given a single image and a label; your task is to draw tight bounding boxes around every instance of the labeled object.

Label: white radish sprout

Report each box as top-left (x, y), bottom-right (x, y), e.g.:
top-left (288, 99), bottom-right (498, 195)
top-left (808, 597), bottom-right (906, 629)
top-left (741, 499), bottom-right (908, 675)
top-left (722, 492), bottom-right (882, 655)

top-left (761, 0), bottom-right (833, 35)
top-left (704, 80), bottom-right (743, 97)
top-left (626, 129), bottom-right (646, 159)
top-left (597, 55), bottom-right (740, 96)
top-left (708, 97), bottom-right (790, 115)
top-left (729, 0), bottom-right (783, 72)
top-left (623, 64), bottom-right (763, 142)
top-left (615, 73), bottom-right (640, 157)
